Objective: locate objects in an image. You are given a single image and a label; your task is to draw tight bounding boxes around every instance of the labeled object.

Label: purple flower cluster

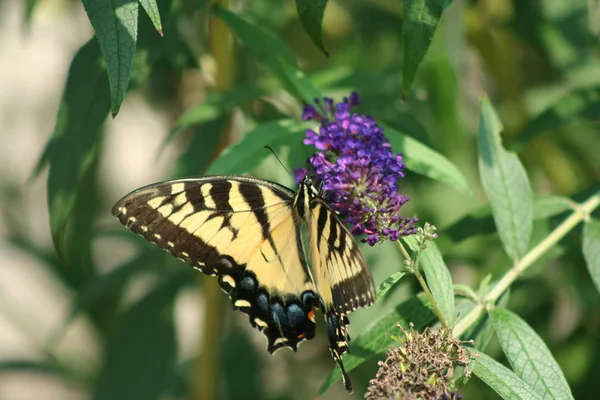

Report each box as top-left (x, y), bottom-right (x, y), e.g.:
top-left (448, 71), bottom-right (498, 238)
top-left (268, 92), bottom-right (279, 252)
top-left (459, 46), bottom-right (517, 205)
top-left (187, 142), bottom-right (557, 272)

top-left (296, 93), bottom-right (417, 246)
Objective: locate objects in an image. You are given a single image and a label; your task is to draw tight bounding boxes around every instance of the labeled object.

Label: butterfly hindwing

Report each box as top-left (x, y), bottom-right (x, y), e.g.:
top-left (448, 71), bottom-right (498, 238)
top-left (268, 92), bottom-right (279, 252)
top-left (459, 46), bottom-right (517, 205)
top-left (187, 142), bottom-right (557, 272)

top-left (112, 176), bottom-right (320, 353)
top-left (308, 197), bottom-right (375, 314)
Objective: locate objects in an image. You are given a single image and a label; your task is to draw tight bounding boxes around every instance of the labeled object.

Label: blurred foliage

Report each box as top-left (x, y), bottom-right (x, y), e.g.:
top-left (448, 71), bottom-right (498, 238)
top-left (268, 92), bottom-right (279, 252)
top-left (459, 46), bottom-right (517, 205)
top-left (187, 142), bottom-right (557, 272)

top-left (1, 0), bottom-right (600, 399)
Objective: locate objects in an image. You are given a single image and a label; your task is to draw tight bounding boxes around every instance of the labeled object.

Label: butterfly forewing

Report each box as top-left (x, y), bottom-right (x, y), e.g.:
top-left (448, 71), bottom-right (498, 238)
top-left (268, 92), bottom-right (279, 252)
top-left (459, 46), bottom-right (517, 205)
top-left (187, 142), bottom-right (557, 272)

top-left (112, 176), bottom-right (320, 353)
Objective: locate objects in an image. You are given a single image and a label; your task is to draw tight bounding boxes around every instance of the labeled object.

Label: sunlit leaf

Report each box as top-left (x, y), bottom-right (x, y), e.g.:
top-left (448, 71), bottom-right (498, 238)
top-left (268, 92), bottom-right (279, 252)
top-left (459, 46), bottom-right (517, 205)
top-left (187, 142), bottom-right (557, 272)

top-left (82, 0), bottom-right (138, 115)
top-left (376, 271), bottom-right (406, 300)
top-left (470, 349), bottom-right (543, 400)
top-left (490, 308), bottom-right (574, 400)
top-left (403, 237), bottom-right (455, 328)
top-left (532, 195), bottom-right (572, 219)
top-left (478, 97), bottom-right (533, 260)
top-left (582, 218), bottom-right (600, 296)
top-left (206, 120), bottom-right (310, 175)
top-left (139, 0), bottom-right (163, 34)
top-left (384, 124), bottom-right (472, 195)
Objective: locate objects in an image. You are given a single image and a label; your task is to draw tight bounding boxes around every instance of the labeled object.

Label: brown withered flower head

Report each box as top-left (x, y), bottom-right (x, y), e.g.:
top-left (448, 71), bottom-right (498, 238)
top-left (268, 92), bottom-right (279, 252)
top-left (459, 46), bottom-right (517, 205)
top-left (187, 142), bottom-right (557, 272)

top-left (365, 324), bottom-right (473, 400)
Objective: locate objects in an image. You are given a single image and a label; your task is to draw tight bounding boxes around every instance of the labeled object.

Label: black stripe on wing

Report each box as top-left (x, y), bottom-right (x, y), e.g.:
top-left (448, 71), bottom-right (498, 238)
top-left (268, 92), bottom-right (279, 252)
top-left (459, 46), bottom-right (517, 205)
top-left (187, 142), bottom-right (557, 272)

top-left (312, 199), bottom-right (376, 314)
top-left (112, 177), bottom-right (319, 353)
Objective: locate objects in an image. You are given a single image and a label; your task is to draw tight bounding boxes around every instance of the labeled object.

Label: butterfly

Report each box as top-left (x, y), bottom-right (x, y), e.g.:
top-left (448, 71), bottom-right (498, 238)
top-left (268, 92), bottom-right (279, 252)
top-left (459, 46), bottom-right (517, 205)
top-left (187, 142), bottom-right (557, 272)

top-left (112, 174), bottom-right (375, 393)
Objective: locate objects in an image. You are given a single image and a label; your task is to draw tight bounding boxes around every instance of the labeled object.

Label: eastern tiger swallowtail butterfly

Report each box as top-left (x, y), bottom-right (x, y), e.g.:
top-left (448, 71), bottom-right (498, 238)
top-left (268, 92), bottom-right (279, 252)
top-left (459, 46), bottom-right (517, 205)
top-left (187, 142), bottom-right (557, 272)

top-left (112, 174), bottom-right (375, 393)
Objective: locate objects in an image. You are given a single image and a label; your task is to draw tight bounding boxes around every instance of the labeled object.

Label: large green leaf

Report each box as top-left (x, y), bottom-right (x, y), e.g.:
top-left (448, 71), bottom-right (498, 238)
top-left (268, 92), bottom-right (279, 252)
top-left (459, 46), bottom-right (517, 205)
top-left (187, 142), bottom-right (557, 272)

top-left (82, 0), bottom-right (138, 115)
top-left (478, 97), bottom-right (533, 260)
top-left (206, 120), bottom-right (310, 175)
top-left (319, 294), bottom-right (436, 393)
top-left (41, 40), bottom-right (109, 261)
top-left (490, 308), bottom-right (574, 400)
top-left (94, 274), bottom-right (182, 400)
top-left (383, 124), bottom-right (472, 195)
top-left (470, 349), bottom-right (543, 400)
top-left (403, 237), bottom-right (455, 328)
top-left (401, 0), bottom-right (454, 95)
top-left (582, 218), bottom-right (600, 295)
top-left (296, 0), bottom-right (329, 55)
top-left (215, 7), bottom-right (322, 103)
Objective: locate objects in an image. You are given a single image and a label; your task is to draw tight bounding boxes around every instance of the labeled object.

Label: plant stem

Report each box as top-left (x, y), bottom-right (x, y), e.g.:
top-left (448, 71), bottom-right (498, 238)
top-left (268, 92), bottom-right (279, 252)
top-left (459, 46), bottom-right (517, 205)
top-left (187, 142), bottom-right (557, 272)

top-left (395, 240), bottom-right (448, 328)
top-left (193, 2), bottom-right (234, 400)
top-left (453, 192), bottom-right (600, 338)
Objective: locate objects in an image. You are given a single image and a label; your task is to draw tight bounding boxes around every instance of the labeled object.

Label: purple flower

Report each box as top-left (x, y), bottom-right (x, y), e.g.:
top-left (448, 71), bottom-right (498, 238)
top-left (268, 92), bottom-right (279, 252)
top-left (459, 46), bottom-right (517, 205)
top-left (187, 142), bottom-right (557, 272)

top-left (296, 93), bottom-right (417, 245)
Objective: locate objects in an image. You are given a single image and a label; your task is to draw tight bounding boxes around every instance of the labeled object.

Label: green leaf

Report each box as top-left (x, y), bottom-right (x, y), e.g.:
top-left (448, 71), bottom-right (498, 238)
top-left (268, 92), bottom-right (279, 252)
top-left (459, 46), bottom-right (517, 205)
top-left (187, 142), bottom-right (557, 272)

top-left (0, 360), bottom-right (71, 378)
top-left (67, 253), bottom-right (156, 322)
top-left (456, 289), bottom-right (509, 351)
top-left (319, 294), bottom-right (436, 394)
top-left (513, 88), bottom-right (600, 151)
top-left (383, 124), bottom-right (472, 196)
top-left (401, 0), bottom-right (453, 96)
top-left (215, 7), bottom-right (321, 103)
top-left (454, 284), bottom-right (479, 302)
top-left (470, 349), bottom-right (543, 400)
top-left (295, 0), bottom-right (329, 55)
top-left (440, 204), bottom-right (496, 245)
top-left (403, 237), bottom-right (455, 328)
top-left (478, 97), bottom-right (533, 260)
top-left (221, 328), bottom-right (264, 399)
top-left (376, 271), bottom-right (406, 300)
top-left (94, 275), bottom-right (181, 400)
top-left (276, 59), bottom-right (323, 104)
top-left (441, 195), bottom-right (572, 247)
top-left (532, 195), bottom-right (573, 219)
top-left (490, 308), bottom-right (574, 400)
top-left (139, 0), bottom-right (163, 34)
top-left (582, 218), bottom-right (600, 296)
top-left (43, 39), bottom-right (110, 261)
top-left (206, 120), bottom-right (309, 175)
top-left (166, 86), bottom-right (266, 146)
top-left (82, 0), bottom-right (138, 115)
top-left (174, 117), bottom-right (228, 177)
top-left (24, 0), bottom-right (40, 25)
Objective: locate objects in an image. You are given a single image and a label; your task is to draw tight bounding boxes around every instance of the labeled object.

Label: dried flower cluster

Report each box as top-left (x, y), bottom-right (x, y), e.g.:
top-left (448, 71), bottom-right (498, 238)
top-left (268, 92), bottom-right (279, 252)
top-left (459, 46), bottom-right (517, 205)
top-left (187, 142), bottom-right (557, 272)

top-left (365, 324), bottom-right (472, 400)
top-left (297, 93), bottom-right (417, 246)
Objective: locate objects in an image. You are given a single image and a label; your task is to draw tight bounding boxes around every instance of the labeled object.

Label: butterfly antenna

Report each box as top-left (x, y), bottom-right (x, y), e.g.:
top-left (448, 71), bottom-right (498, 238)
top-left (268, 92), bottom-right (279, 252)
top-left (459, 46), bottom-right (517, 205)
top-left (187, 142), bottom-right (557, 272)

top-left (264, 146), bottom-right (293, 177)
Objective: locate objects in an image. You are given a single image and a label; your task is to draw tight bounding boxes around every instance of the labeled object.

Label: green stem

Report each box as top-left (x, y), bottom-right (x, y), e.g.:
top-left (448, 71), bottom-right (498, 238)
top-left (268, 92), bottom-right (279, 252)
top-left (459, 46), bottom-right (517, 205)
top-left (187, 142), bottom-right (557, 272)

top-left (453, 192), bottom-right (600, 338)
top-left (193, 1), bottom-right (234, 400)
top-left (395, 240), bottom-right (448, 328)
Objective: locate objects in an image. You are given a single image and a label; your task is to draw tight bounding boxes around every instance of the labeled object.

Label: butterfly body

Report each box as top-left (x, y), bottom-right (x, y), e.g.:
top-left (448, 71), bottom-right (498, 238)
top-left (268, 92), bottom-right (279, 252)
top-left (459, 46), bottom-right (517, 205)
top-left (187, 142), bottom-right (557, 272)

top-left (112, 175), bottom-right (375, 392)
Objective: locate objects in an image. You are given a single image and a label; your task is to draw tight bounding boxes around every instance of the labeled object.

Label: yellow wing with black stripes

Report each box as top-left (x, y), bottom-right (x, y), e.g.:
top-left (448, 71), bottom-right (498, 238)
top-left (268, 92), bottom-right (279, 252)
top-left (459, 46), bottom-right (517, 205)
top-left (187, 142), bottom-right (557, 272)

top-left (113, 176), bottom-right (319, 353)
top-left (112, 174), bottom-right (375, 393)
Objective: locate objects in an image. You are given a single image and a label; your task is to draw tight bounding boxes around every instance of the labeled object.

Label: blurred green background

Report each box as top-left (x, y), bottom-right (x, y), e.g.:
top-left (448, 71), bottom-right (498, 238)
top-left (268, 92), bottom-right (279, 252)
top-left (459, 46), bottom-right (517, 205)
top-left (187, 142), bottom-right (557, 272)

top-left (0, 0), bottom-right (599, 399)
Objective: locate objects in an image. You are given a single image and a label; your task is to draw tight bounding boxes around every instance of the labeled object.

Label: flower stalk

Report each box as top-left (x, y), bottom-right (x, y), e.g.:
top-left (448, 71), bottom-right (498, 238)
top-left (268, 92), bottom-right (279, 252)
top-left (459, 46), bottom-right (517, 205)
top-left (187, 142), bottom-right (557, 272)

top-left (453, 191), bottom-right (600, 339)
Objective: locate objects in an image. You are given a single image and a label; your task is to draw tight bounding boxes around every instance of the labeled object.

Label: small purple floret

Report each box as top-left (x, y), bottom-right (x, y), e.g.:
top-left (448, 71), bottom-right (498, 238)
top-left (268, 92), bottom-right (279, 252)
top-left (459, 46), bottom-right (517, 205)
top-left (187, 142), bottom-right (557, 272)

top-left (297, 92), bottom-right (417, 245)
